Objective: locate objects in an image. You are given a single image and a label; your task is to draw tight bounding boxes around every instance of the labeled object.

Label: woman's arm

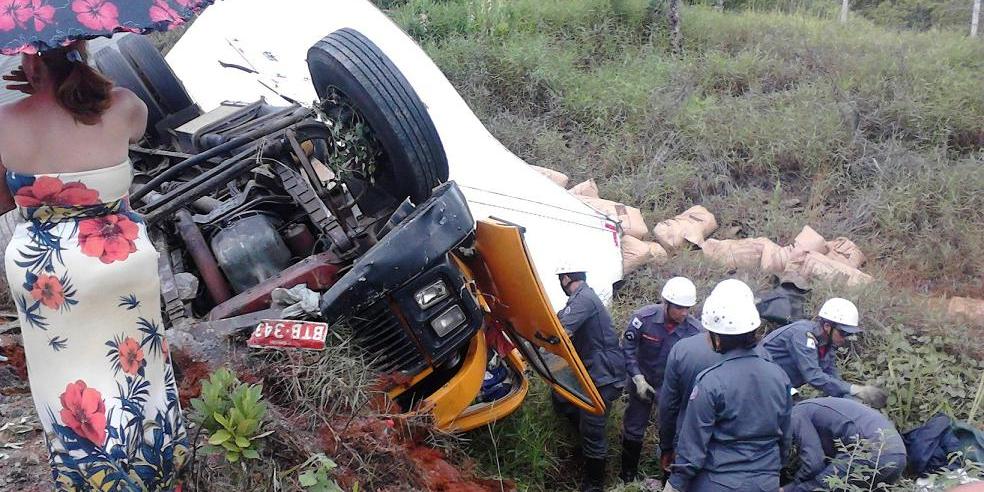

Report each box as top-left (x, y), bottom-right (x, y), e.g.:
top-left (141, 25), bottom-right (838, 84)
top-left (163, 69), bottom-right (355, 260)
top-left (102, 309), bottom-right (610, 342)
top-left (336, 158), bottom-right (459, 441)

top-left (0, 156), bottom-right (16, 215)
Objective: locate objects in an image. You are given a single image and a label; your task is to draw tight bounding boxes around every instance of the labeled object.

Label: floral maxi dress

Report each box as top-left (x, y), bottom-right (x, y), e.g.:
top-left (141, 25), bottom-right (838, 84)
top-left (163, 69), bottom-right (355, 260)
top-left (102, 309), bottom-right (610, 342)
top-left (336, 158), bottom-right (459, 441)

top-left (4, 161), bottom-right (188, 491)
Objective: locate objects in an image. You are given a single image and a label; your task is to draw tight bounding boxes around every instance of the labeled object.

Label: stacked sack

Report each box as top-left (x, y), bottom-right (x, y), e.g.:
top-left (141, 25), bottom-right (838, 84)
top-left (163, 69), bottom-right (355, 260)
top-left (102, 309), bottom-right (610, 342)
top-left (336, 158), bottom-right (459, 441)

top-left (702, 224), bottom-right (873, 288)
top-left (564, 179), bottom-right (662, 274)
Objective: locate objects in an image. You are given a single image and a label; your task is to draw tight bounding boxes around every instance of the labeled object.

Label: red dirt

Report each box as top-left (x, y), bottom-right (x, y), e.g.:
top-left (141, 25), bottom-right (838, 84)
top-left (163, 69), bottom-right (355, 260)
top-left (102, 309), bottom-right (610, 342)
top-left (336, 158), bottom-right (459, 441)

top-left (316, 415), bottom-right (510, 491)
top-left (170, 349), bottom-right (211, 407)
top-left (0, 342), bottom-right (27, 381)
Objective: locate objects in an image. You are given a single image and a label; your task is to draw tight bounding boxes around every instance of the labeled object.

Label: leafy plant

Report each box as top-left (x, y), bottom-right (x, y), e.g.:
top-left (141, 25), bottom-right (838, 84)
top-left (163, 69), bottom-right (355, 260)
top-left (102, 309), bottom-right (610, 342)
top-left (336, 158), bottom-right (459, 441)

top-left (298, 454), bottom-right (346, 492)
top-left (190, 368), bottom-right (269, 463)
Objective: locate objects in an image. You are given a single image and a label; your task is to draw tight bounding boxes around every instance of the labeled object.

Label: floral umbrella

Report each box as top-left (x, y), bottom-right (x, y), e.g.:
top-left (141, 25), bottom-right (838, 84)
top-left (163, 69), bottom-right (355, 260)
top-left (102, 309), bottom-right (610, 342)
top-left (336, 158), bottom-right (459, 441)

top-left (0, 0), bottom-right (212, 55)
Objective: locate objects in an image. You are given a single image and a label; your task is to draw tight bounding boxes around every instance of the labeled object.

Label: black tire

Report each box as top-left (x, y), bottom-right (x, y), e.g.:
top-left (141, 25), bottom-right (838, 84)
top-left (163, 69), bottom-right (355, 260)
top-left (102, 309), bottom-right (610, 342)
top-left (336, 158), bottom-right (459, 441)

top-left (117, 35), bottom-right (196, 116)
top-left (307, 28), bottom-right (448, 204)
top-left (91, 46), bottom-right (167, 133)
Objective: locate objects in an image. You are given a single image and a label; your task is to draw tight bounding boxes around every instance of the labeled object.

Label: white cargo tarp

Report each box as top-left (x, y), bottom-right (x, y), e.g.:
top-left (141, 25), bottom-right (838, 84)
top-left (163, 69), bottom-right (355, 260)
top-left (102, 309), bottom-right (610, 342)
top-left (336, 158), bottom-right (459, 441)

top-left (166, 0), bottom-right (623, 308)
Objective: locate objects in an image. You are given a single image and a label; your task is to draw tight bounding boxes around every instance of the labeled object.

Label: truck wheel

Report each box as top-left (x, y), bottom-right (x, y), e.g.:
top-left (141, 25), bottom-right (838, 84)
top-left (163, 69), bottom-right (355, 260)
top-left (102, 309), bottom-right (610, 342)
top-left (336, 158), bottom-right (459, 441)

top-left (117, 35), bottom-right (196, 116)
top-left (91, 46), bottom-right (168, 133)
top-left (307, 28), bottom-right (448, 204)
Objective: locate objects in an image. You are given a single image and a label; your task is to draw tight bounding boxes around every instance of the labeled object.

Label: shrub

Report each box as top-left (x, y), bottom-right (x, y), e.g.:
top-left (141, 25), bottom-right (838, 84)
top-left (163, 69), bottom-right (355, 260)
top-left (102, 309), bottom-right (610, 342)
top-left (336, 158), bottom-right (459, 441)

top-left (190, 368), bottom-right (269, 463)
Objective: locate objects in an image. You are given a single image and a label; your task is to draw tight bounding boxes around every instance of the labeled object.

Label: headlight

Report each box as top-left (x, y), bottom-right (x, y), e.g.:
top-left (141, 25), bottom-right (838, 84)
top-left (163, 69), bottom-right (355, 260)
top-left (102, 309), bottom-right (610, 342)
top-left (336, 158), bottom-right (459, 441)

top-left (431, 305), bottom-right (466, 337)
top-left (414, 280), bottom-right (449, 309)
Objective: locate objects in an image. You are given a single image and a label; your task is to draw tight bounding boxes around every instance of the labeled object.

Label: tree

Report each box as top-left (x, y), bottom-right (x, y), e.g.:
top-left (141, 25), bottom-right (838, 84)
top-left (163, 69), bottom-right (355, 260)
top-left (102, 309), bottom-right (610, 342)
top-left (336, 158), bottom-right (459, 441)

top-left (668, 0), bottom-right (682, 54)
top-left (973, 0), bottom-right (981, 36)
top-left (841, 0), bottom-right (851, 22)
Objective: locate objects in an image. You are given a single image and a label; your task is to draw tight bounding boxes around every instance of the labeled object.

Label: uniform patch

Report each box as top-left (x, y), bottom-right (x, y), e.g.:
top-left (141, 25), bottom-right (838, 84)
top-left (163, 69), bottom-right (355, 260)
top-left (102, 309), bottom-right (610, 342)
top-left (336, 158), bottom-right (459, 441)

top-left (624, 330), bottom-right (636, 341)
top-left (563, 306), bottom-right (572, 315)
top-left (689, 387), bottom-right (699, 401)
top-left (805, 332), bottom-right (817, 350)
top-left (631, 317), bottom-right (643, 329)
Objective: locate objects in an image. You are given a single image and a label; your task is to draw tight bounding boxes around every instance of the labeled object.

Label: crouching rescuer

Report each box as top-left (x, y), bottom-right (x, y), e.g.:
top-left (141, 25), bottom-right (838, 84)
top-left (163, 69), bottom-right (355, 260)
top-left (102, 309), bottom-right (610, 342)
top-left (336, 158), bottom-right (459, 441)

top-left (784, 397), bottom-right (907, 491)
top-left (552, 261), bottom-right (626, 492)
top-left (664, 279), bottom-right (793, 492)
top-left (758, 298), bottom-right (888, 408)
top-left (619, 277), bottom-right (703, 482)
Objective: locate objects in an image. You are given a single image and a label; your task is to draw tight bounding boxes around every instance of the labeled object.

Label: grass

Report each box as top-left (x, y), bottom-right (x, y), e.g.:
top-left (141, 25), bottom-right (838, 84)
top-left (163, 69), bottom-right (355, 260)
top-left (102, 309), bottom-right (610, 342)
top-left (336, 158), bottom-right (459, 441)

top-left (387, 0), bottom-right (984, 298)
top-left (381, 0), bottom-right (984, 489)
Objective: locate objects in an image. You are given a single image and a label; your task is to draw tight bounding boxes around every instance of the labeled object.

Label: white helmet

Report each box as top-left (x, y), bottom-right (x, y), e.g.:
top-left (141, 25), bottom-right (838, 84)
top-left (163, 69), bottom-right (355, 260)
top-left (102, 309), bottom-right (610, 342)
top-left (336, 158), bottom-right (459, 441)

top-left (701, 280), bottom-right (761, 335)
top-left (554, 258), bottom-right (587, 276)
top-left (662, 277), bottom-right (697, 307)
top-left (817, 297), bottom-right (861, 334)
top-left (708, 278), bottom-right (754, 303)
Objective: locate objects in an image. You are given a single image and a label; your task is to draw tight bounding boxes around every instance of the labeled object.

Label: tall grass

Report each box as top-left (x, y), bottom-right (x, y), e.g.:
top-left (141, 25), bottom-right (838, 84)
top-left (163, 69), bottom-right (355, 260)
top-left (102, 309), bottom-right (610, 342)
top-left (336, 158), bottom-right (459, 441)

top-left (390, 0), bottom-right (984, 296)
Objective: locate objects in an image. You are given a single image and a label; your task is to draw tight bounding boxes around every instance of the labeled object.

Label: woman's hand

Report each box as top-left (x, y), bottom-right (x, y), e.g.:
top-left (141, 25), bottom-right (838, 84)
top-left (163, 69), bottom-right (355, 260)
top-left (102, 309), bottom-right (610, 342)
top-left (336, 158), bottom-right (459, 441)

top-left (2, 67), bottom-right (35, 95)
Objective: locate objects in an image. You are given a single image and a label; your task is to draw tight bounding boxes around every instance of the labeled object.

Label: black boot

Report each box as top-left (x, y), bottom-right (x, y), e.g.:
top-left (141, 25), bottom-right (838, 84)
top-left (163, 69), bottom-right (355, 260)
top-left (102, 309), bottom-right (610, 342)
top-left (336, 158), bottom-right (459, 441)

top-left (619, 439), bottom-right (643, 483)
top-left (582, 457), bottom-right (606, 492)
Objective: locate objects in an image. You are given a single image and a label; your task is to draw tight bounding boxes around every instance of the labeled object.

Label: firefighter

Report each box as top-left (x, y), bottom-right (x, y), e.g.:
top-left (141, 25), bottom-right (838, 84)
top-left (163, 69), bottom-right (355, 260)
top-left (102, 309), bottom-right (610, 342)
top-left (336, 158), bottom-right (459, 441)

top-left (619, 276), bottom-right (702, 482)
top-left (784, 397), bottom-right (907, 491)
top-left (553, 261), bottom-right (626, 492)
top-left (758, 298), bottom-right (888, 408)
top-left (665, 279), bottom-right (793, 492)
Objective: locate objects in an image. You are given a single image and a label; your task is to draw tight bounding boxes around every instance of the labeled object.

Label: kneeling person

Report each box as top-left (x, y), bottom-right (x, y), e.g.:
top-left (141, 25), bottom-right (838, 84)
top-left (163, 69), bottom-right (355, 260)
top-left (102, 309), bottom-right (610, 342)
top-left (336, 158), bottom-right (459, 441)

top-left (784, 397), bottom-right (906, 492)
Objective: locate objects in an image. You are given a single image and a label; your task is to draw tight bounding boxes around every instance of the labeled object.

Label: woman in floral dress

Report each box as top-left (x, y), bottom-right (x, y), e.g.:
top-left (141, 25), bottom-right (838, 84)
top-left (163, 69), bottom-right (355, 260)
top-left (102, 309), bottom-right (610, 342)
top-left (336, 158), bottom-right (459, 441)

top-left (0, 41), bottom-right (187, 491)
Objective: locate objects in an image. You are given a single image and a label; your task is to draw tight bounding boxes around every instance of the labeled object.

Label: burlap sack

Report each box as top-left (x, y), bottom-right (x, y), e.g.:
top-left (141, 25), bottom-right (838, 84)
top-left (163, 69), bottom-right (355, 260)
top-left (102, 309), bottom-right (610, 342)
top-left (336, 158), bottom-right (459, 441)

top-left (568, 179), bottom-right (599, 198)
top-left (652, 206), bottom-right (718, 251)
top-left (621, 235), bottom-right (669, 275)
top-left (579, 196), bottom-right (649, 239)
top-left (947, 297), bottom-right (984, 326)
top-left (701, 238), bottom-right (772, 270)
top-left (530, 166), bottom-right (569, 187)
top-left (825, 237), bottom-right (866, 269)
top-left (798, 251), bottom-right (872, 287)
top-left (793, 225), bottom-right (828, 254)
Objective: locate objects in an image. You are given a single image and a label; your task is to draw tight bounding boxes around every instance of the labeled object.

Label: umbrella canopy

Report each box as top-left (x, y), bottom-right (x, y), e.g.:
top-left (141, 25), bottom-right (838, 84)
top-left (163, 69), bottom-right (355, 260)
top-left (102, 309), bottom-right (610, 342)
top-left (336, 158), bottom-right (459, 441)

top-left (0, 0), bottom-right (212, 55)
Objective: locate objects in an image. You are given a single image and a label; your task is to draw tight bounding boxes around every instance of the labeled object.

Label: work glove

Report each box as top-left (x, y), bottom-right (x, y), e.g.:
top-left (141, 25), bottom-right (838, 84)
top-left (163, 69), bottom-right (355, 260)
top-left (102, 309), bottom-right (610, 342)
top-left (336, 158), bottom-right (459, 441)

top-left (663, 481), bottom-right (679, 492)
top-left (632, 374), bottom-right (656, 400)
top-left (850, 384), bottom-right (888, 409)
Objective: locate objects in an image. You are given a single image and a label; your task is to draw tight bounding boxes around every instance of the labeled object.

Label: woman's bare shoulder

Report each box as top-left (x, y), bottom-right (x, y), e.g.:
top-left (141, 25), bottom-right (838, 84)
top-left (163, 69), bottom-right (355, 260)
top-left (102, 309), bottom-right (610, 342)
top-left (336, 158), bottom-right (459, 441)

top-left (109, 87), bottom-right (147, 119)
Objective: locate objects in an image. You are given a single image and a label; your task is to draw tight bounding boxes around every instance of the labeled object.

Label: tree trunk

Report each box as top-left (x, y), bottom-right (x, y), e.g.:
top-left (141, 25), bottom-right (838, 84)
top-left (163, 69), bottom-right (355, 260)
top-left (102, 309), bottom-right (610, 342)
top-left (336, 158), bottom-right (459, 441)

top-left (668, 0), bottom-right (682, 55)
top-left (840, 0), bottom-right (850, 23)
top-left (972, 0), bottom-right (981, 37)
top-left (716, 0), bottom-right (724, 11)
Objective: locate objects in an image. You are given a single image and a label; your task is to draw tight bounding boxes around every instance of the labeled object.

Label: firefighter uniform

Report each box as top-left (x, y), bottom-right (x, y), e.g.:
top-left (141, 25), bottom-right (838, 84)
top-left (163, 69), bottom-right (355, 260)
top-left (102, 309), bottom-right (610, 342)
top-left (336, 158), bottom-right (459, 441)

top-left (668, 348), bottom-right (793, 491)
top-left (621, 304), bottom-right (702, 442)
top-left (786, 398), bottom-right (907, 492)
top-left (757, 319), bottom-right (852, 397)
top-left (554, 283), bottom-right (626, 460)
top-left (657, 332), bottom-right (723, 454)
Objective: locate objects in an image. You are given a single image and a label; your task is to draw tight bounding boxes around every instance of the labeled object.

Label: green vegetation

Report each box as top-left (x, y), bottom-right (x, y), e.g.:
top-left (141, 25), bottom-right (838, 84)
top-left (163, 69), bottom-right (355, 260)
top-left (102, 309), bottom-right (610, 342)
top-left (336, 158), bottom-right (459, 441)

top-left (382, 0), bottom-right (984, 489)
top-left (190, 368), bottom-right (269, 463)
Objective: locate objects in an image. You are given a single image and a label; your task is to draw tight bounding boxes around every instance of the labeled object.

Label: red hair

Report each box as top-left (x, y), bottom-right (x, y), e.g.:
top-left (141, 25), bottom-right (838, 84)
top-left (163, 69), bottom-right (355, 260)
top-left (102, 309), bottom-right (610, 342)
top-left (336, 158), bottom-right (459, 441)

top-left (39, 41), bottom-right (114, 125)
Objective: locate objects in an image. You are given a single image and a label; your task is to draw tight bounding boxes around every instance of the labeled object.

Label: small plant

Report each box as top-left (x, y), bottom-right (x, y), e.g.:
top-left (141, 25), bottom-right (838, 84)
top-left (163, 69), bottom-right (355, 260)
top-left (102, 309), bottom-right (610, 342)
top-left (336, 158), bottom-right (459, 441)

top-left (298, 454), bottom-right (346, 492)
top-left (190, 368), bottom-right (269, 463)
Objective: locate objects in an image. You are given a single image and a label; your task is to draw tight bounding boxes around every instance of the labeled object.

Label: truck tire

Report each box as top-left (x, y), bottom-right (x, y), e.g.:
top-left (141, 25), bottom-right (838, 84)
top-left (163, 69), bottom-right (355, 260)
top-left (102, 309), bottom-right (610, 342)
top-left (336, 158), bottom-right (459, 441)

top-left (307, 28), bottom-right (448, 204)
top-left (117, 35), bottom-right (196, 116)
top-left (91, 46), bottom-right (168, 134)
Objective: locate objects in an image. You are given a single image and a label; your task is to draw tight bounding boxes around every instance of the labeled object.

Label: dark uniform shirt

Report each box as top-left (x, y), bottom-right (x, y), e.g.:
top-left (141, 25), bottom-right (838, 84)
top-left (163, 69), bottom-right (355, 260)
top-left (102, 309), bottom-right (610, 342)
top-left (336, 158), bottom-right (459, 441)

top-left (658, 333), bottom-right (723, 452)
top-left (789, 397), bottom-right (907, 491)
top-left (758, 319), bottom-right (852, 397)
top-left (621, 303), bottom-right (702, 389)
top-left (669, 348), bottom-right (793, 492)
top-left (557, 283), bottom-right (626, 388)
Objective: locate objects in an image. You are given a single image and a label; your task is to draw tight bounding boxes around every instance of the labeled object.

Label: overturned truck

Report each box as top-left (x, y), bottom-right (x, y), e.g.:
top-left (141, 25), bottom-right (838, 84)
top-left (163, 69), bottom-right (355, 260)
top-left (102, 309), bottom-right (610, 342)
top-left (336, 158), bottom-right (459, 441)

top-left (95, 30), bottom-right (607, 430)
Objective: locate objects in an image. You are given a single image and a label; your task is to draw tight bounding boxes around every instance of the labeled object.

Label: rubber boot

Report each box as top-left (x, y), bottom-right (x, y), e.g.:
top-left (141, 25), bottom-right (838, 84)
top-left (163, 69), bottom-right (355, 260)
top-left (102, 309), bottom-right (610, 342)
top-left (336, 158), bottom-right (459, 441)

top-left (581, 457), bottom-right (606, 492)
top-left (619, 439), bottom-right (643, 483)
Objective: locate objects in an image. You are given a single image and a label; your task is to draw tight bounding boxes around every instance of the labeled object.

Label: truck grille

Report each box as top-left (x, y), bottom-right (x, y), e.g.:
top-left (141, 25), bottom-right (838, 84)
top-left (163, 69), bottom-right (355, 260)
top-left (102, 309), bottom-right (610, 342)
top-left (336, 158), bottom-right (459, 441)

top-left (348, 302), bottom-right (427, 374)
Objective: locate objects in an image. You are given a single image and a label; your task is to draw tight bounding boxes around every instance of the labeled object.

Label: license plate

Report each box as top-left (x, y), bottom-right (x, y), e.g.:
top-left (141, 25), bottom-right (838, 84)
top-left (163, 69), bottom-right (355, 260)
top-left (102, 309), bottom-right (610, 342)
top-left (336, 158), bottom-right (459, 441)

top-left (247, 320), bottom-right (329, 351)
